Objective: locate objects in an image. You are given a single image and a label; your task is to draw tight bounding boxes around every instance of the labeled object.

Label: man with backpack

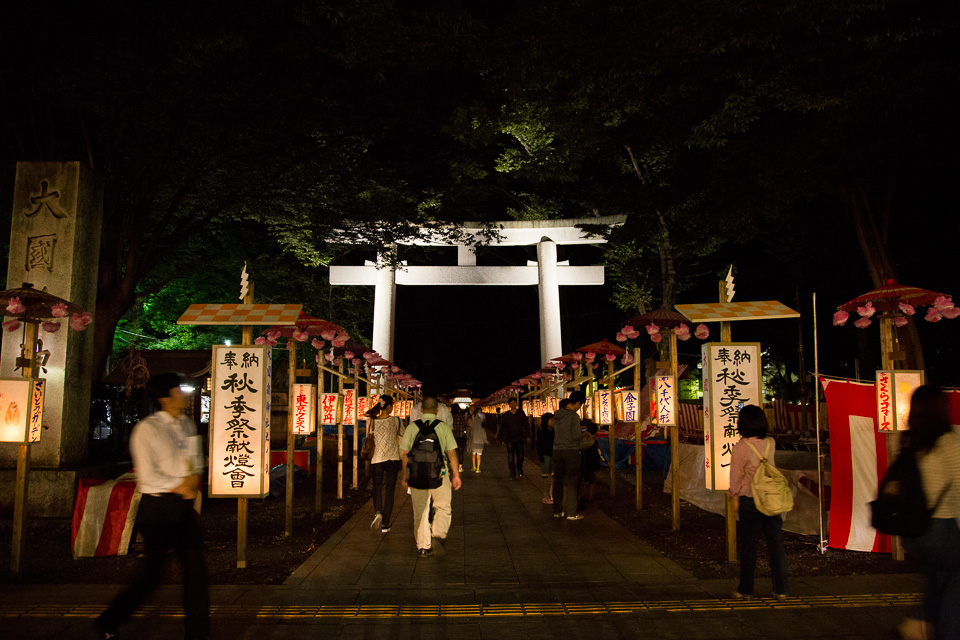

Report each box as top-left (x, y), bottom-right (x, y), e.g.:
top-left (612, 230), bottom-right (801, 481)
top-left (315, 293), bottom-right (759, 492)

top-left (400, 396), bottom-right (462, 557)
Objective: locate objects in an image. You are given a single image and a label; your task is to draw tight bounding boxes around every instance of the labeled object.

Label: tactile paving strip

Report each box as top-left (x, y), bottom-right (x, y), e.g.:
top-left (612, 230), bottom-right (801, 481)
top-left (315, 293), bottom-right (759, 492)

top-left (0, 593), bottom-right (923, 620)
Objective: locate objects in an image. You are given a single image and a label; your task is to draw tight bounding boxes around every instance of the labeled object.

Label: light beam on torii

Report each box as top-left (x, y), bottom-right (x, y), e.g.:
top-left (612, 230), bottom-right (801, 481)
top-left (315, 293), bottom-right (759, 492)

top-left (329, 216), bottom-right (626, 367)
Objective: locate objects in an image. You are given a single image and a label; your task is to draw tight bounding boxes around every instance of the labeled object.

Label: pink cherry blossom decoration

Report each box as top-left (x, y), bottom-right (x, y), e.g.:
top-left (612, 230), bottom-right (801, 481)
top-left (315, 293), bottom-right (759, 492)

top-left (352, 358), bottom-right (361, 366)
top-left (572, 352), bottom-right (583, 361)
top-left (628, 330), bottom-right (640, 339)
top-left (854, 317), bottom-right (872, 329)
top-left (324, 352), bottom-right (335, 363)
top-left (650, 333), bottom-right (663, 343)
top-left (267, 330), bottom-right (281, 341)
top-left (605, 353), bottom-right (617, 362)
top-left (616, 331), bottom-right (627, 342)
top-left (5, 297), bottom-right (25, 315)
top-left (832, 311), bottom-right (849, 326)
top-left (3, 318), bottom-right (21, 332)
top-left (621, 353), bottom-right (634, 365)
top-left (320, 329), bottom-right (336, 341)
top-left (585, 352), bottom-right (596, 361)
top-left (942, 307), bottom-right (960, 320)
top-left (533, 371), bottom-right (542, 379)
top-left (69, 312), bottom-right (93, 331)
top-left (694, 324), bottom-right (709, 340)
top-left (898, 303), bottom-right (915, 316)
top-left (344, 350), bottom-right (355, 360)
top-left (857, 302), bottom-right (875, 318)
top-left (311, 338), bottom-right (325, 350)
top-left (893, 317), bottom-right (908, 328)
top-left (42, 321), bottom-right (61, 333)
top-left (925, 307), bottom-right (942, 323)
top-left (675, 323), bottom-right (691, 341)
top-left (267, 338), bottom-right (278, 346)
top-left (934, 296), bottom-right (955, 311)
top-left (645, 323), bottom-right (660, 335)
top-left (622, 325), bottom-right (635, 335)
top-left (51, 303), bottom-right (69, 318)
top-left (254, 337), bottom-right (267, 344)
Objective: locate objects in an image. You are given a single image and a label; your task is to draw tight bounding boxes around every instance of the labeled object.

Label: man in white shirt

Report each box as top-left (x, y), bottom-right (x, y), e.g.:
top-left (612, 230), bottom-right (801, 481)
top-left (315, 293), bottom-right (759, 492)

top-left (97, 373), bottom-right (209, 640)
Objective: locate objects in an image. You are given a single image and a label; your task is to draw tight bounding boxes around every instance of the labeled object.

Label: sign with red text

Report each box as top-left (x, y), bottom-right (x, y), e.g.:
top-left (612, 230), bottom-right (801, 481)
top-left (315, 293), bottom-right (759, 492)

top-left (702, 343), bottom-right (761, 491)
top-left (291, 383), bottom-right (315, 435)
top-left (320, 393), bottom-right (340, 425)
top-left (342, 388), bottom-right (357, 425)
top-left (876, 370), bottom-right (924, 432)
top-left (0, 378), bottom-right (45, 443)
top-left (210, 345), bottom-right (271, 497)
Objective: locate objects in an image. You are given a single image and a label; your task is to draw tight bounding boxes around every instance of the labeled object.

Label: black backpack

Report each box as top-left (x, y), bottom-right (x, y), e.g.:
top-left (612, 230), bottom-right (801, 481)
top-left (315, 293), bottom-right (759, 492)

top-left (407, 419), bottom-right (445, 490)
top-left (870, 447), bottom-right (945, 538)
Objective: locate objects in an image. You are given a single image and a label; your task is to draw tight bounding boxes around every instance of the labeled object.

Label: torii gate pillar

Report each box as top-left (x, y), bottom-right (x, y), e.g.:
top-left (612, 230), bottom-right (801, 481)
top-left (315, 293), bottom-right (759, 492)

top-left (372, 252), bottom-right (397, 362)
top-left (537, 238), bottom-right (562, 366)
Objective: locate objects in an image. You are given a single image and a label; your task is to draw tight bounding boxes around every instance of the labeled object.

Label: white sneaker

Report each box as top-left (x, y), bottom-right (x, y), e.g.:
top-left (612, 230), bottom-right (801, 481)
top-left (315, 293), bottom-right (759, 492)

top-left (371, 512), bottom-right (382, 530)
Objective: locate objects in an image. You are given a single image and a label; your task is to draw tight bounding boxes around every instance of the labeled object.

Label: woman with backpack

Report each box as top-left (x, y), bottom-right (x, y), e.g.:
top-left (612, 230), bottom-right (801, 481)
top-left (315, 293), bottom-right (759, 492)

top-left (728, 404), bottom-right (789, 600)
top-left (367, 396), bottom-right (403, 533)
top-left (900, 385), bottom-right (960, 640)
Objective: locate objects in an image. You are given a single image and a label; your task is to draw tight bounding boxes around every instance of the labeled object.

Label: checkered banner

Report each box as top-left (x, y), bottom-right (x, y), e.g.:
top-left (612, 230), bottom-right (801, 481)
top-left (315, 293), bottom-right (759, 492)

top-left (177, 303), bottom-right (302, 326)
top-left (675, 300), bottom-right (799, 323)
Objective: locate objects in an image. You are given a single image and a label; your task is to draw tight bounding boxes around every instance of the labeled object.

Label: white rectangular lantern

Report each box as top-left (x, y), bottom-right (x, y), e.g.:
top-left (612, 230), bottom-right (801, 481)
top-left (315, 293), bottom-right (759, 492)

top-left (618, 389), bottom-right (640, 422)
top-left (320, 393), bottom-right (340, 425)
top-left (653, 376), bottom-right (677, 426)
top-left (597, 389), bottom-right (614, 425)
top-left (209, 345), bottom-right (271, 497)
top-left (876, 370), bottom-right (924, 432)
top-left (290, 383), bottom-right (315, 435)
top-left (522, 400), bottom-right (532, 416)
top-left (702, 342), bottom-right (762, 491)
top-left (0, 378), bottom-right (45, 443)
top-left (403, 400), bottom-right (413, 418)
top-left (548, 397), bottom-right (560, 413)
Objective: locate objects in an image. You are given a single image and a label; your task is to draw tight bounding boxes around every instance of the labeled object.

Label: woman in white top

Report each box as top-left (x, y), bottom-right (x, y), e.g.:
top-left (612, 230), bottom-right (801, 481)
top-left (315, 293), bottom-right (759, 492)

top-left (728, 404), bottom-right (789, 600)
top-left (902, 386), bottom-right (960, 640)
top-left (467, 406), bottom-right (487, 472)
top-left (366, 396), bottom-right (403, 533)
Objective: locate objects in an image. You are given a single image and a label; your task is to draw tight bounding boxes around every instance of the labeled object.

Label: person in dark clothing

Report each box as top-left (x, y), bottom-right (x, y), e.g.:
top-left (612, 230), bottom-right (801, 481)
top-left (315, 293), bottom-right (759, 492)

top-left (537, 412), bottom-right (555, 503)
top-left (497, 397), bottom-right (529, 479)
top-left (552, 391), bottom-right (587, 520)
top-left (579, 420), bottom-right (601, 511)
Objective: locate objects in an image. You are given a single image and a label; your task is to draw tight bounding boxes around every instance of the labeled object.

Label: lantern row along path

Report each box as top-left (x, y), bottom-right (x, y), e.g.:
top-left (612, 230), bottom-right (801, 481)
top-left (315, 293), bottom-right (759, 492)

top-left (1, 450), bottom-right (923, 639)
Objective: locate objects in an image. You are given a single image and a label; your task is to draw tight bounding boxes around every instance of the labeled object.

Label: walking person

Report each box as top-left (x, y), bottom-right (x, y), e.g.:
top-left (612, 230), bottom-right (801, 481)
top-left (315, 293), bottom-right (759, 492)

top-left (400, 396), bottom-right (462, 556)
top-left (96, 373), bottom-right (209, 640)
top-left (552, 391), bottom-right (587, 521)
top-left (367, 395), bottom-right (403, 533)
top-left (900, 386), bottom-right (960, 640)
top-left (537, 412), bottom-right (555, 503)
top-left (467, 405), bottom-right (487, 472)
top-left (497, 397), bottom-right (529, 479)
top-left (728, 405), bottom-right (789, 600)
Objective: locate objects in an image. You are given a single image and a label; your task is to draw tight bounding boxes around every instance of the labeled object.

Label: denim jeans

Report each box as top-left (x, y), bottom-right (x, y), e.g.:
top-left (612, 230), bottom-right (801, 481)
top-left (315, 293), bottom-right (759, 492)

top-left (552, 449), bottom-right (582, 516)
top-left (506, 441), bottom-right (525, 477)
top-left (904, 517), bottom-right (960, 639)
top-left (737, 496), bottom-right (789, 596)
top-left (371, 459), bottom-right (401, 527)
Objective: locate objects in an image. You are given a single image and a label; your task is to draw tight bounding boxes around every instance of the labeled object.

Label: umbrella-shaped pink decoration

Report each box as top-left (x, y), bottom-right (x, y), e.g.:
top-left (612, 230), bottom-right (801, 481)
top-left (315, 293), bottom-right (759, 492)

top-left (42, 321), bottom-right (61, 333)
top-left (833, 310), bottom-right (849, 326)
top-left (694, 324), bottom-right (709, 340)
top-left (6, 297), bottom-right (25, 315)
top-left (854, 317), bottom-right (872, 329)
top-left (650, 333), bottom-right (663, 343)
top-left (898, 303), bottom-right (915, 316)
top-left (51, 303), bottom-right (68, 318)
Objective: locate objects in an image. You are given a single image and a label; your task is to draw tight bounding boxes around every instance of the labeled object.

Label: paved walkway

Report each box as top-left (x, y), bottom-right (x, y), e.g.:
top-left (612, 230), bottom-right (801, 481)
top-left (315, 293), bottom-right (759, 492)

top-left (0, 447), bottom-right (925, 638)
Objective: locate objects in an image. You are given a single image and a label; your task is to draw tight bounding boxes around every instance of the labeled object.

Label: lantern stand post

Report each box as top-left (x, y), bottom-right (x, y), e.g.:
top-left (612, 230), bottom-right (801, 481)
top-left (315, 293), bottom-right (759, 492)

top-left (337, 357), bottom-right (345, 500)
top-left (607, 360), bottom-right (617, 496)
top-left (238, 283), bottom-right (254, 569)
top-left (352, 366), bottom-right (360, 490)
top-left (661, 328), bottom-right (680, 531)
top-left (285, 339), bottom-right (297, 537)
top-left (11, 319), bottom-right (39, 574)
top-left (315, 363), bottom-right (325, 515)
top-left (880, 314), bottom-right (906, 561)
top-left (633, 347), bottom-right (643, 511)
top-left (719, 280), bottom-right (737, 562)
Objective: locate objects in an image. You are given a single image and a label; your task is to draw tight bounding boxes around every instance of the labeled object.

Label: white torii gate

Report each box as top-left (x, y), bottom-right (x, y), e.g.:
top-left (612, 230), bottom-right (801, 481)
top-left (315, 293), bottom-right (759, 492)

top-left (329, 216), bottom-right (625, 367)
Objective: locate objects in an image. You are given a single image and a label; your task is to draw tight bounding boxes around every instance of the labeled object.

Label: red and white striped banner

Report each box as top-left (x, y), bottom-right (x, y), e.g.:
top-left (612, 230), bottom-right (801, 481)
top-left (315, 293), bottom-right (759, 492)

top-left (71, 473), bottom-right (140, 558)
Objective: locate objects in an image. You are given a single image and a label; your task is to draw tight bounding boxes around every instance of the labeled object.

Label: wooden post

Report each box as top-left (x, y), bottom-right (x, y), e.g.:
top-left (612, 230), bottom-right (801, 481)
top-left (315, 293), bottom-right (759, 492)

top-left (238, 284), bottom-right (254, 569)
top-left (352, 368), bottom-right (360, 489)
top-left (719, 278), bottom-right (737, 561)
top-left (337, 357), bottom-right (345, 500)
top-left (667, 330), bottom-right (680, 531)
top-left (607, 360), bottom-right (617, 496)
top-left (285, 340), bottom-right (296, 537)
top-left (880, 316), bottom-right (905, 561)
top-left (634, 347), bottom-right (643, 511)
top-left (315, 370), bottom-right (325, 514)
top-left (10, 320), bottom-right (39, 573)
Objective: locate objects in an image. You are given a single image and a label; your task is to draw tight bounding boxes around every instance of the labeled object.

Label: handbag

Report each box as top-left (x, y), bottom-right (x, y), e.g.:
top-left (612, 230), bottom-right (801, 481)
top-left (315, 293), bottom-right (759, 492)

top-left (361, 429), bottom-right (376, 461)
top-left (578, 430), bottom-right (595, 450)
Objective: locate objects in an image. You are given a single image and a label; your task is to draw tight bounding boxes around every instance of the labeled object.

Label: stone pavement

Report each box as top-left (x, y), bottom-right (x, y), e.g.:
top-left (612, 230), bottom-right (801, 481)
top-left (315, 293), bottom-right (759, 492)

top-left (0, 447), bottom-right (924, 638)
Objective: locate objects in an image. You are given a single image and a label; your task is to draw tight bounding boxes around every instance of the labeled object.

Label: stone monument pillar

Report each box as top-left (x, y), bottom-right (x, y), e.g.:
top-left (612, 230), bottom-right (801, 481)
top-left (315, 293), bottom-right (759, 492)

top-left (0, 162), bottom-right (102, 514)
